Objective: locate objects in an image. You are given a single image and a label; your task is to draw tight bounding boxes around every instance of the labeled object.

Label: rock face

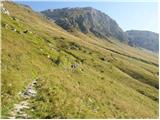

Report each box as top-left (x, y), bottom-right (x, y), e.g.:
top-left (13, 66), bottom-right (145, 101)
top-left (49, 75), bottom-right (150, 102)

top-left (126, 30), bottom-right (159, 52)
top-left (41, 7), bottom-right (128, 42)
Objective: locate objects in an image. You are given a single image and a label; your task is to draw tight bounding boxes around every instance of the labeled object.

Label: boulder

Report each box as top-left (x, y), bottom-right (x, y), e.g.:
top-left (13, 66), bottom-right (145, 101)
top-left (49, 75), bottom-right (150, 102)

top-left (71, 63), bottom-right (78, 69)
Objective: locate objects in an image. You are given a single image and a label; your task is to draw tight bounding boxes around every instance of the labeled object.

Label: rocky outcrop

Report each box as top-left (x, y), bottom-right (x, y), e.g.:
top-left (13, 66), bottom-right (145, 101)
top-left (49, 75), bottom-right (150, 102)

top-left (1, 3), bottom-right (10, 15)
top-left (41, 7), bottom-right (128, 43)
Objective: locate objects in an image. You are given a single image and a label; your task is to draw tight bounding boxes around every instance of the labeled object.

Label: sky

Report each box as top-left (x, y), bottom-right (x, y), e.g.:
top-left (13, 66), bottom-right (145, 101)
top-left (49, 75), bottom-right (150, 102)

top-left (16, 1), bottom-right (158, 33)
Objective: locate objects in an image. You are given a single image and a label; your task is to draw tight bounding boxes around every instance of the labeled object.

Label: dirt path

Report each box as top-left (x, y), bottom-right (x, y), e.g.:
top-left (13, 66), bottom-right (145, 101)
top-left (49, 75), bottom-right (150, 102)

top-left (8, 79), bottom-right (37, 119)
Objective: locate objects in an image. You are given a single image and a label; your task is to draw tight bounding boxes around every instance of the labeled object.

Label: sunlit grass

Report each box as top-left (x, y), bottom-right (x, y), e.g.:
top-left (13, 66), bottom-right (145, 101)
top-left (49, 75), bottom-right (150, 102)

top-left (1, 1), bottom-right (159, 118)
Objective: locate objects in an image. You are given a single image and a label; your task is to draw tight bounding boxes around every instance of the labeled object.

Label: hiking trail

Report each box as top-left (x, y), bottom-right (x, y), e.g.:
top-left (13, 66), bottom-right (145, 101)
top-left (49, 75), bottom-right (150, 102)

top-left (8, 79), bottom-right (37, 119)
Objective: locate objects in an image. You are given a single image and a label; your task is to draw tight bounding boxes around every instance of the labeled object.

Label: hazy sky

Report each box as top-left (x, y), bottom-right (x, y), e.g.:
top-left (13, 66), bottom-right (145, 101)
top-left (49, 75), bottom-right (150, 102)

top-left (16, 1), bottom-right (158, 33)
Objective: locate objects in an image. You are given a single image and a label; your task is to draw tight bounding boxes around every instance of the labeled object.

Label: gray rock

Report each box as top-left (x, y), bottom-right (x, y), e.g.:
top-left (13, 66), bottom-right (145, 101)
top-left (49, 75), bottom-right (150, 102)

top-left (41, 7), bottom-right (128, 42)
top-left (1, 4), bottom-right (10, 15)
top-left (1, 8), bottom-right (10, 15)
top-left (71, 63), bottom-right (78, 69)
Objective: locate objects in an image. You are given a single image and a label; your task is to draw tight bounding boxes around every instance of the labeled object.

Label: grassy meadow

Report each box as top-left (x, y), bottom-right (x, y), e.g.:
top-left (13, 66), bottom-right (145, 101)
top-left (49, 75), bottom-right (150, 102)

top-left (1, 1), bottom-right (159, 118)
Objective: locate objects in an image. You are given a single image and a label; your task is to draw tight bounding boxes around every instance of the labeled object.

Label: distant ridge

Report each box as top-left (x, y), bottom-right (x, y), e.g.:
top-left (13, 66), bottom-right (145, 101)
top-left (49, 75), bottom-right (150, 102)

top-left (126, 30), bottom-right (159, 52)
top-left (42, 7), bottom-right (159, 52)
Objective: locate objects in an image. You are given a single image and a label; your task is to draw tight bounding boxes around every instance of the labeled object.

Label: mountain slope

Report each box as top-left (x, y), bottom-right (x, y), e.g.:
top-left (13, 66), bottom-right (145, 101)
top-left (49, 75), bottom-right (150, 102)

top-left (126, 30), bottom-right (159, 52)
top-left (1, 1), bottom-right (159, 119)
top-left (41, 7), bottom-right (128, 43)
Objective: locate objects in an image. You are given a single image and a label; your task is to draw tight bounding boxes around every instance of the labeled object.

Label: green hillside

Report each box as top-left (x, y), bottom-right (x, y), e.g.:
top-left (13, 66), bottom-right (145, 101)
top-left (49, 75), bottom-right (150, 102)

top-left (1, 1), bottom-right (159, 119)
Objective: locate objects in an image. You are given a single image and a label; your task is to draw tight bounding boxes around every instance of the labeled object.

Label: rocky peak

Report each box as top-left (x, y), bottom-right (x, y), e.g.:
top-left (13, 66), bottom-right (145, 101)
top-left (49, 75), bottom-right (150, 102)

top-left (41, 7), bottom-right (128, 42)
